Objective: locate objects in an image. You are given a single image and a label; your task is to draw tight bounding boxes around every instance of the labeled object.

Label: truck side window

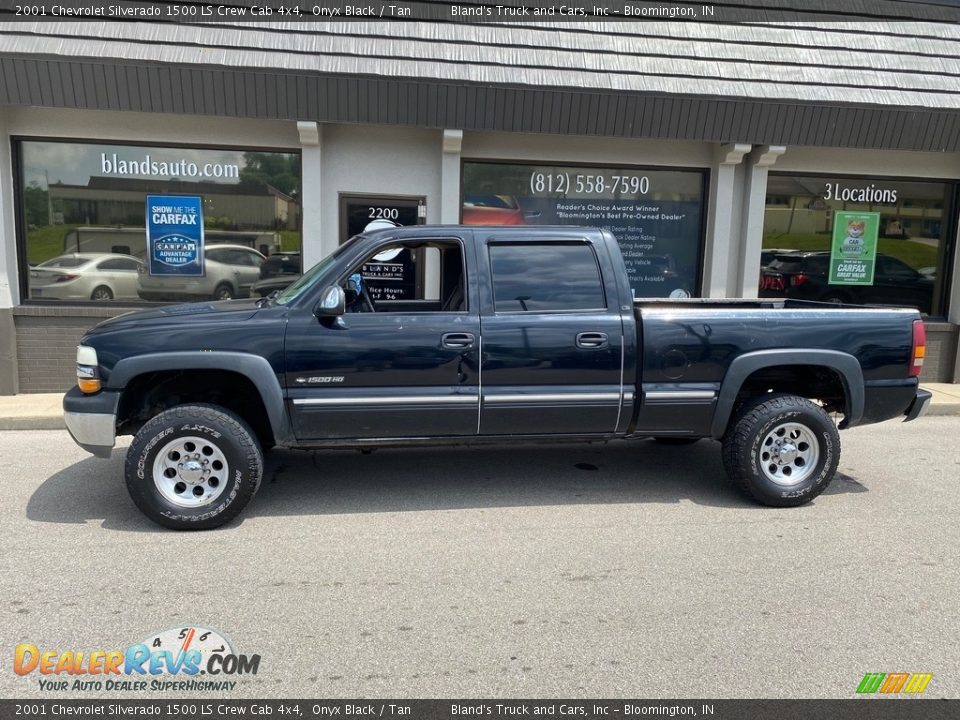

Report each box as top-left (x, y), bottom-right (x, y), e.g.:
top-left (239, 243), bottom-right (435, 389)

top-left (343, 240), bottom-right (466, 313)
top-left (489, 242), bottom-right (606, 312)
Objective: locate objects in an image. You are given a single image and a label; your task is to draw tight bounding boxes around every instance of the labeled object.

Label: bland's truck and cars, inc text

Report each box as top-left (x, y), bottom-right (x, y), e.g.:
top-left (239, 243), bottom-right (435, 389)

top-left (62, 225), bottom-right (931, 529)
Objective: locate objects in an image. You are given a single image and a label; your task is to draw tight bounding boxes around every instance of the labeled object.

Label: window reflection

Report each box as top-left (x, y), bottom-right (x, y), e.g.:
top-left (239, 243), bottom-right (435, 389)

top-left (20, 141), bottom-right (302, 303)
top-left (761, 175), bottom-right (953, 316)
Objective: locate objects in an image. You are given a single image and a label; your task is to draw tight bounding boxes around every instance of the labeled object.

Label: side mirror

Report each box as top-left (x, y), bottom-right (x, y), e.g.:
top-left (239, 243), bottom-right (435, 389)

top-left (315, 285), bottom-right (345, 317)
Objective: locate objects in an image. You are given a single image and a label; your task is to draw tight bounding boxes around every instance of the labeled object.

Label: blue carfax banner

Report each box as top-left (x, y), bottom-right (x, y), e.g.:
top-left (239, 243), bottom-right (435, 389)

top-left (146, 195), bottom-right (204, 277)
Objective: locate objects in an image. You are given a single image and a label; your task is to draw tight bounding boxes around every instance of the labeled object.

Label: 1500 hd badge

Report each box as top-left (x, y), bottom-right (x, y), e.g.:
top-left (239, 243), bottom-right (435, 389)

top-left (295, 376), bottom-right (345, 384)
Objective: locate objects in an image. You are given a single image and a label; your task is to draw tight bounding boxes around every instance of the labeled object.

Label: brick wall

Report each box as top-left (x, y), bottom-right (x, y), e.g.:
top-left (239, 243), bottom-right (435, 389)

top-left (924, 324), bottom-right (958, 383)
top-left (13, 306), bottom-right (138, 393)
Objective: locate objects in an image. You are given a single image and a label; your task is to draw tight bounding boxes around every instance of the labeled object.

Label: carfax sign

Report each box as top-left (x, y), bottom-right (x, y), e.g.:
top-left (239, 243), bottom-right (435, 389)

top-left (146, 195), bottom-right (204, 277)
top-left (828, 211), bottom-right (879, 285)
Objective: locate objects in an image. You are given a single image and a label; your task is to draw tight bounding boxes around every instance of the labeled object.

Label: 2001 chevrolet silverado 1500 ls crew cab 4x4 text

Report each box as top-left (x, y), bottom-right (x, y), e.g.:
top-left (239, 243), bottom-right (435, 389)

top-left (63, 226), bottom-right (931, 529)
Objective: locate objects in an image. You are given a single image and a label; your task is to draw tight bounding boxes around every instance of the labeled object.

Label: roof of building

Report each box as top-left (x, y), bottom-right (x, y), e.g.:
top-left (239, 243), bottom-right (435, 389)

top-left (1, 0), bottom-right (959, 150)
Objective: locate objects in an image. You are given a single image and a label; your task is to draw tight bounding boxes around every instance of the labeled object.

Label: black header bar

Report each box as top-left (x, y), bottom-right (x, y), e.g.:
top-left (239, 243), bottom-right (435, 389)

top-left (0, 0), bottom-right (959, 23)
top-left (1, 699), bottom-right (959, 720)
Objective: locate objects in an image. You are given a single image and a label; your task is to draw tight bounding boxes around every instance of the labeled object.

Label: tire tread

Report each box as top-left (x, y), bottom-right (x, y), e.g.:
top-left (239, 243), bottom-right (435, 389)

top-left (124, 403), bottom-right (263, 530)
top-left (721, 394), bottom-right (839, 507)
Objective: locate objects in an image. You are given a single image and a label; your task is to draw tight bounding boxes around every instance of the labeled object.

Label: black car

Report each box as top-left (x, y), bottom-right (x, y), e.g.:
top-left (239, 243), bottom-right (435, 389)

top-left (759, 251), bottom-right (934, 314)
top-left (259, 252), bottom-right (301, 279)
top-left (250, 252), bottom-right (301, 298)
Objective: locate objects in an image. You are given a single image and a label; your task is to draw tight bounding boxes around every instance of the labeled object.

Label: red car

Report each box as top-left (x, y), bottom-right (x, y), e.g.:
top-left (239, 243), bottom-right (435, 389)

top-left (462, 195), bottom-right (528, 225)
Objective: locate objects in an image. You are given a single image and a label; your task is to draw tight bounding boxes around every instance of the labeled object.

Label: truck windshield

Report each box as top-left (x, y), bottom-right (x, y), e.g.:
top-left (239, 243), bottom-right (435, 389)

top-left (274, 235), bottom-right (364, 306)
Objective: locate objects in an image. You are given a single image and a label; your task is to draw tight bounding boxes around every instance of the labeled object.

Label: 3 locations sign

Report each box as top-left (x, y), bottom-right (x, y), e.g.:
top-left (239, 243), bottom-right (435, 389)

top-left (462, 162), bottom-right (705, 299)
top-left (146, 195), bottom-right (205, 277)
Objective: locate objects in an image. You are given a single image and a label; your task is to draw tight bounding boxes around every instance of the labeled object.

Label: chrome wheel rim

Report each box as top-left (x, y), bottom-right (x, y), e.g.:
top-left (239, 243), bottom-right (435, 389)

top-left (152, 436), bottom-right (229, 507)
top-left (92, 288), bottom-right (112, 300)
top-left (758, 422), bottom-right (820, 486)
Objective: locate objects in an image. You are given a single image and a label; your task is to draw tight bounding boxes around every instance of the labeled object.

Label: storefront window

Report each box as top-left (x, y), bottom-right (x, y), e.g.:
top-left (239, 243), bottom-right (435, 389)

top-left (760, 174), bottom-right (955, 316)
top-left (18, 140), bottom-right (301, 303)
top-left (462, 161), bottom-right (706, 299)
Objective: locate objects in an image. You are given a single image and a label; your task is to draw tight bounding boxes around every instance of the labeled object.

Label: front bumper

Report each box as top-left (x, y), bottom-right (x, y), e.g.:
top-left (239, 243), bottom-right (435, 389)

top-left (63, 386), bottom-right (121, 458)
top-left (904, 389), bottom-right (932, 422)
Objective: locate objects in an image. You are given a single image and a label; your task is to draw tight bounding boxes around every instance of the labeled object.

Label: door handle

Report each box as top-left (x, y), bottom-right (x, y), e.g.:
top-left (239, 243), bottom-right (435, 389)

top-left (442, 332), bottom-right (475, 349)
top-left (576, 332), bottom-right (608, 349)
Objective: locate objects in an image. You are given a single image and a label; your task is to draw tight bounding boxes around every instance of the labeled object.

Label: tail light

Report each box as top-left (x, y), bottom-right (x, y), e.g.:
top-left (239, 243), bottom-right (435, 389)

top-left (909, 319), bottom-right (926, 378)
top-left (790, 273), bottom-right (809, 287)
top-left (55, 274), bottom-right (79, 283)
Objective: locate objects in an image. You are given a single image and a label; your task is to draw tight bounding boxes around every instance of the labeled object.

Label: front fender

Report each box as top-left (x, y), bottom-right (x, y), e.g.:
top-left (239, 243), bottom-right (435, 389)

top-left (108, 351), bottom-right (292, 445)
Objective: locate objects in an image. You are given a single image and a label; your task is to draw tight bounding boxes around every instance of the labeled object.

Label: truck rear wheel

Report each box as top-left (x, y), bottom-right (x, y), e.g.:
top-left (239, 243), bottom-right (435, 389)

top-left (721, 394), bottom-right (839, 507)
top-left (124, 404), bottom-right (263, 530)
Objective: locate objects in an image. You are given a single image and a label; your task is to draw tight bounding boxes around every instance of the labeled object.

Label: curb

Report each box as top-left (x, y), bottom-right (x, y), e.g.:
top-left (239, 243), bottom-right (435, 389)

top-left (924, 404), bottom-right (960, 417)
top-left (0, 417), bottom-right (66, 431)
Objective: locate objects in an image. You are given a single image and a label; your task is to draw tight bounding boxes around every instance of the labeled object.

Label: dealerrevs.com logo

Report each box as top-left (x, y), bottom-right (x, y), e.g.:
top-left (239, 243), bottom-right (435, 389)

top-left (14, 626), bottom-right (260, 693)
top-left (855, 672), bottom-right (934, 696)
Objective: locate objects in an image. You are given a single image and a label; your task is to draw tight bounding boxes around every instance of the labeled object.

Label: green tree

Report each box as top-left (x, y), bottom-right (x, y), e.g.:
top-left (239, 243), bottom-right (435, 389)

top-left (239, 152), bottom-right (300, 197)
top-left (23, 181), bottom-right (50, 227)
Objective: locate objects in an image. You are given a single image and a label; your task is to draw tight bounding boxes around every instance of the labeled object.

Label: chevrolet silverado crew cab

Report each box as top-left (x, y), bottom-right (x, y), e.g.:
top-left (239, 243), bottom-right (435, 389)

top-left (64, 225), bottom-right (931, 529)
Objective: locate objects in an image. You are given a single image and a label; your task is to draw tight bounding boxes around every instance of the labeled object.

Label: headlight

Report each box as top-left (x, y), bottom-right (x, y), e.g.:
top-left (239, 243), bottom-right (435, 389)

top-left (76, 345), bottom-right (101, 394)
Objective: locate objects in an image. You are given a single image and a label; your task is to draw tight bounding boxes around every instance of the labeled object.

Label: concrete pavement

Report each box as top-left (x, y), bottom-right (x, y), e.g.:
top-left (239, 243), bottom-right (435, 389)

top-left (2, 384), bottom-right (958, 431)
top-left (2, 419), bottom-right (959, 698)
top-left (923, 382), bottom-right (960, 414)
top-left (0, 392), bottom-right (65, 430)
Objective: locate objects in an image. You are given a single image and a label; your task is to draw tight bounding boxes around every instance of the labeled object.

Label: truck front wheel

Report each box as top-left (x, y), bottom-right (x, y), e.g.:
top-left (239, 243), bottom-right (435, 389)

top-left (124, 404), bottom-right (263, 530)
top-left (721, 395), bottom-right (839, 507)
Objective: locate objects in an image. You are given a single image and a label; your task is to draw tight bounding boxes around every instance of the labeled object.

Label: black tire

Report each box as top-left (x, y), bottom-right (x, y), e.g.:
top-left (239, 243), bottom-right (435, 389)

top-left (652, 437), bottom-right (701, 446)
top-left (124, 404), bottom-right (263, 530)
top-left (90, 285), bottom-right (113, 301)
top-left (721, 394), bottom-right (840, 507)
top-left (213, 282), bottom-right (234, 300)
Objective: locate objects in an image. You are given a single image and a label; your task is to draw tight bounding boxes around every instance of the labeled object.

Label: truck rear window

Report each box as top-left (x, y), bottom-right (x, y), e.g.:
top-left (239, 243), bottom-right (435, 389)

top-left (489, 242), bottom-right (606, 312)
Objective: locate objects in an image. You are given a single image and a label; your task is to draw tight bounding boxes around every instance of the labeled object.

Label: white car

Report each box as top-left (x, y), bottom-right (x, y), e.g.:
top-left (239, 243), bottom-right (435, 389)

top-left (137, 244), bottom-right (267, 301)
top-left (29, 253), bottom-right (144, 301)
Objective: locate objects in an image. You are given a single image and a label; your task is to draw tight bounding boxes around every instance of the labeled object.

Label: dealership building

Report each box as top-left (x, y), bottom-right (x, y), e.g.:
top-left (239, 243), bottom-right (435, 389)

top-left (1, 1), bottom-right (959, 394)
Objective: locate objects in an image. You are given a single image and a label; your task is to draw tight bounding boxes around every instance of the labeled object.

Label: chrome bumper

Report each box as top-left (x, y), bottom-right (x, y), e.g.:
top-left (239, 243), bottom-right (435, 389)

top-left (64, 410), bottom-right (116, 458)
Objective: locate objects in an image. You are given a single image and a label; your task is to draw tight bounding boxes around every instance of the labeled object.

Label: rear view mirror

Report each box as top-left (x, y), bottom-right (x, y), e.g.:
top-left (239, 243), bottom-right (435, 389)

top-left (316, 285), bottom-right (345, 317)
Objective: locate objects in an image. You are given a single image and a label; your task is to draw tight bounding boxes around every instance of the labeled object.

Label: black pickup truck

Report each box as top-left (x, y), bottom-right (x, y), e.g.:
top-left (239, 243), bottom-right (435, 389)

top-left (64, 225), bottom-right (931, 529)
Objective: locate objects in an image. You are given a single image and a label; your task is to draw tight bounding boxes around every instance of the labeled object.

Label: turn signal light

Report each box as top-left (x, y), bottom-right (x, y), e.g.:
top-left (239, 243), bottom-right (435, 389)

top-left (909, 319), bottom-right (926, 378)
top-left (77, 377), bottom-right (102, 393)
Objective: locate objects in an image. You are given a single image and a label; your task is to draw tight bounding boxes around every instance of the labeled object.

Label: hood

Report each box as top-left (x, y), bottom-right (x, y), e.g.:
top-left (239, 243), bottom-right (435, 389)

top-left (87, 298), bottom-right (263, 333)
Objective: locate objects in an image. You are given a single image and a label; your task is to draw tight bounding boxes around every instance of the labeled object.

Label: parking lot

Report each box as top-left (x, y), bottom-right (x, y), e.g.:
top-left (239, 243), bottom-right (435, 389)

top-left (2, 417), bottom-right (959, 699)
